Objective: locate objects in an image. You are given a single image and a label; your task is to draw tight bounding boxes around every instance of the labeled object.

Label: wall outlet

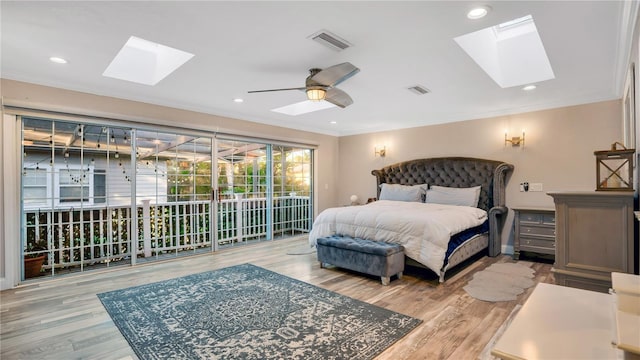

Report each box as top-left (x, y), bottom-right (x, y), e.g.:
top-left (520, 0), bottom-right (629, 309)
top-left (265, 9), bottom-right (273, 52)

top-left (530, 183), bottom-right (543, 192)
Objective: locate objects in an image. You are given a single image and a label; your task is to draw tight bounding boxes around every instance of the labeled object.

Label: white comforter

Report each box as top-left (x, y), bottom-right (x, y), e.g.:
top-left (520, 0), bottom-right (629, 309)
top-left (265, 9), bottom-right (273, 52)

top-left (309, 200), bottom-right (488, 274)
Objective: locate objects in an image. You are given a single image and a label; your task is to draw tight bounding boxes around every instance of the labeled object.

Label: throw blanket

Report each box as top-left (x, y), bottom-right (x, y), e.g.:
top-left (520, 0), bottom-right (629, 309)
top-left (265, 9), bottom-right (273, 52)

top-left (309, 200), bottom-right (488, 274)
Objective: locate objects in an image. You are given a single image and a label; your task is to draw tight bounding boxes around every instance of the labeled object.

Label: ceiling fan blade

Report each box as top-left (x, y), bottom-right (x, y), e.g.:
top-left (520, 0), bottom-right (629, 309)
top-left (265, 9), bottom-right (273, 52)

top-left (311, 62), bottom-right (360, 87)
top-left (247, 87), bottom-right (305, 93)
top-left (324, 88), bottom-right (353, 108)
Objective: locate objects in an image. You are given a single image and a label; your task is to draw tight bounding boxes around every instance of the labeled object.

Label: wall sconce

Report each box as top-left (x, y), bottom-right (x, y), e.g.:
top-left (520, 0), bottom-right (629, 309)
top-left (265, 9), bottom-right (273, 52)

top-left (505, 131), bottom-right (525, 147)
top-left (374, 145), bottom-right (386, 157)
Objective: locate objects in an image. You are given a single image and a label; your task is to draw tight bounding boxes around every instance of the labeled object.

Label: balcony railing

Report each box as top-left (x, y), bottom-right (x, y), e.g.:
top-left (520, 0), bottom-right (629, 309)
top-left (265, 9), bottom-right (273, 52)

top-left (23, 195), bottom-right (310, 276)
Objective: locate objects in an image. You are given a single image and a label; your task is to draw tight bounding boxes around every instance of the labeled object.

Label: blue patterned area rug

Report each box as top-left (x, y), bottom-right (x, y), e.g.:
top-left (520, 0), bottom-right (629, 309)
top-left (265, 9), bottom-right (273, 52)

top-left (98, 263), bottom-right (421, 360)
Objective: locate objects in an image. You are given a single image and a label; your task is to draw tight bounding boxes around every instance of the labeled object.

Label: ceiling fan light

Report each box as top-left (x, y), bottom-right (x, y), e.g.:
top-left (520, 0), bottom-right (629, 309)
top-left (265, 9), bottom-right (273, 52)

top-left (306, 88), bottom-right (326, 101)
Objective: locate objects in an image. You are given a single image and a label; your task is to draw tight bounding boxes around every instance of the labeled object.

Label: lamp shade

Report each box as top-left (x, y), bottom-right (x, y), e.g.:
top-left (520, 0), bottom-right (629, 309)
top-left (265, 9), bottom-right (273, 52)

top-left (306, 88), bottom-right (326, 101)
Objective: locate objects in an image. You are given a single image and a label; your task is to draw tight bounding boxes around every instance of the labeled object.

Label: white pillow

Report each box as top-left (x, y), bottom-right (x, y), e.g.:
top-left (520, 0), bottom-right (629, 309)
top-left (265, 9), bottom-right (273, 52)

top-left (425, 185), bottom-right (481, 207)
top-left (379, 183), bottom-right (427, 202)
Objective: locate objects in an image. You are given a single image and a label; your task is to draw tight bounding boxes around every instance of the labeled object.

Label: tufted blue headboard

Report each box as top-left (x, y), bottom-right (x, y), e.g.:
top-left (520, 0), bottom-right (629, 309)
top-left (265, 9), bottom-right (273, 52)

top-left (371, 157), bottom-right (513, 257)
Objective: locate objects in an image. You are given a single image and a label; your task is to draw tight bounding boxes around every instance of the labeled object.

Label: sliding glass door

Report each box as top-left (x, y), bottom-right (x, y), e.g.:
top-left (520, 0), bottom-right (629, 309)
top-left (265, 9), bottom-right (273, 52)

top-left (215, 139), bottom-right (313, 246)
top-left (216, 139), bottom-right (269, 245)
top-left (22, 118), bottom-right (134, 277)
top-left (134, 130), bottom-right (214, 262)
top-left (20, 117), bottom-right (313, 280)
top-left (272, 145), bottom-right (313, 238)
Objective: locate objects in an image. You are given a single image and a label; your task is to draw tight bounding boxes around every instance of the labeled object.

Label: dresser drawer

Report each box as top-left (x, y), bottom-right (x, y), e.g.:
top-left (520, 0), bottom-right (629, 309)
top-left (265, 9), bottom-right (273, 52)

top-left (519, 212), bottom-right (555, 225)
top-left (519, 212), bottom-right (544, 224)
top-left (542, 214), bottom-right (555, 225)
top-left (520, 225), bottom-right (555, 238)
top-left (520, 237), bottom-right (555, 255)
top-left (520, 236), bottom-right (555, 249)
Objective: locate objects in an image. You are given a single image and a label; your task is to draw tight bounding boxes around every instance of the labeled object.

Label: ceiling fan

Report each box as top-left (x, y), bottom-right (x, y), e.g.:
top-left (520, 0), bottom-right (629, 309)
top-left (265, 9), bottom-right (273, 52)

top-left (248, 62), bottom-right (360, 109)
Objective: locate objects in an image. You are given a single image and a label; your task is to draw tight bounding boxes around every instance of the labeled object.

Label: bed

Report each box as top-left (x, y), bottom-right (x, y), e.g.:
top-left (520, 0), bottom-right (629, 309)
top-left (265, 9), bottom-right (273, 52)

top-left (309, 157), bottom-right (514, 282)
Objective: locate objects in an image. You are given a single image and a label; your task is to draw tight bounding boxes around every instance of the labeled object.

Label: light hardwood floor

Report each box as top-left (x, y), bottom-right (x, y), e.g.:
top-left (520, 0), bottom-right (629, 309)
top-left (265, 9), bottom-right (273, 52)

top-left (0, 236), bottom-right (553, 360)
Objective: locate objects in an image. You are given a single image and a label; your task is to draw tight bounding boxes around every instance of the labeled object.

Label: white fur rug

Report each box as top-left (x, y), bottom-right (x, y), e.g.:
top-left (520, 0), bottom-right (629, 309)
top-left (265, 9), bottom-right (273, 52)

top-left (464, 262), bottom-right (535, 302)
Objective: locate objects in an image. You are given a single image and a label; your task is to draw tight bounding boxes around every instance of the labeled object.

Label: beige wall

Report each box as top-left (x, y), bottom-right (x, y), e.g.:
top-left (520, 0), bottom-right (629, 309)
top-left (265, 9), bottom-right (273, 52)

top-left (0, 81), bottom-right (628, 287)
top-left (337, 100), bottom-right (623, 251)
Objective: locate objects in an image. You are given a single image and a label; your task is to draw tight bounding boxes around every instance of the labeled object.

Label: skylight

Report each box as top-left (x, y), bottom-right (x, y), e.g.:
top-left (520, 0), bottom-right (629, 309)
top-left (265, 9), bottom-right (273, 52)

top-left (454, 15), bottom-right (554, 88)
top-left (271, 100), bottom-right (336, 116)
top-left (103, 36), bottom-right (194, 86)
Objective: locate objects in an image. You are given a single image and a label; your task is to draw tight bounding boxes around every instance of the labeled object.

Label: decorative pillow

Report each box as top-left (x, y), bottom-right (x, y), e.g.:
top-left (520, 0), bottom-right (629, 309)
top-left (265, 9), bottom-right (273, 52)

top-left (425, 185), bottom-right (481, 207)
top-left (379, 183), bottom-right (427, 202)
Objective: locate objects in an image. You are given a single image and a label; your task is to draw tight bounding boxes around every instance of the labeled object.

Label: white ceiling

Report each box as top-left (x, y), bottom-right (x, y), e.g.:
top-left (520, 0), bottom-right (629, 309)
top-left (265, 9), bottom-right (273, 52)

top-left (1, 1), bottom-right (635, 136)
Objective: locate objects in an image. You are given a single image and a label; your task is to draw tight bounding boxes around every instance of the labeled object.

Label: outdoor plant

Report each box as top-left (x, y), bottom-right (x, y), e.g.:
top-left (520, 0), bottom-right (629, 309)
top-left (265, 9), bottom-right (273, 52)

top-left (24, 238), bottom-right (48, 278)
top-left (24, 238), bottom-right (48, 258)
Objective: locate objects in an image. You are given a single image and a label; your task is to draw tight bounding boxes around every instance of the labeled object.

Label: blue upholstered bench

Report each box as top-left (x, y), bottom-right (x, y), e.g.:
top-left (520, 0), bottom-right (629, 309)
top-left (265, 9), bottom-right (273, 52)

top-left (316, 235), bottom-right (405, 285)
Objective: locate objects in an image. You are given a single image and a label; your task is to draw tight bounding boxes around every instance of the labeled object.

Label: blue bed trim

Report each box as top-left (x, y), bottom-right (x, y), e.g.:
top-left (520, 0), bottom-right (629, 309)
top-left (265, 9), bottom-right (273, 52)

top-left (443, 220), bottom-right (489, 265)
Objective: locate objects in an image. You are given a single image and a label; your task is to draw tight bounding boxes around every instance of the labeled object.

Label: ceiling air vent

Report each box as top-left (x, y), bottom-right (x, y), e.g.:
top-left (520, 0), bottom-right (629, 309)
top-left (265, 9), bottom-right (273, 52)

top-left (407, 85), bottom-right (430, 95)
top-left (308, 30), bottom-right (352, 51)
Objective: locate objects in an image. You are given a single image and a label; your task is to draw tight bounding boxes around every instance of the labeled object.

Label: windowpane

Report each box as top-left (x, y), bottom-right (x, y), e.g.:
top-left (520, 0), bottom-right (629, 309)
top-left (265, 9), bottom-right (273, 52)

top-left (94, 170), bottom-right (106, 204)
top-left (23, 169), bottom-right (47, 186)
top-left (23, 168), bottom-right (49, 205)
top-left (60, 186), bottom-right (90, 202)
top-left (24, 187), bottom-right (47, 202)
top-left (59, 169), bottom-right (84, 185)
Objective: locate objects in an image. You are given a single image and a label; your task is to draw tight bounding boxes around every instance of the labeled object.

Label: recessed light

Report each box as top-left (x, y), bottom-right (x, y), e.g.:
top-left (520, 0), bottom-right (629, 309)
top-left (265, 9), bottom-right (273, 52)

top-left (233, 98), bottom-right (244, 103)
top-left (330, 121), bottom-right (337, 124)
top-left (467, 6), bottom-right (490, 20)
top-left (49, 56), bottom-right (68, 64)
top-left (523, 85), bottom-right (537, 91)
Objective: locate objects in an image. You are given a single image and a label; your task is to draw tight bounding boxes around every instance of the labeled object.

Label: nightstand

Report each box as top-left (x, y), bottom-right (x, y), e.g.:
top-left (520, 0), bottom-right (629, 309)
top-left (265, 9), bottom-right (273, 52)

top-left (513, 208), bottom-right (555, 260)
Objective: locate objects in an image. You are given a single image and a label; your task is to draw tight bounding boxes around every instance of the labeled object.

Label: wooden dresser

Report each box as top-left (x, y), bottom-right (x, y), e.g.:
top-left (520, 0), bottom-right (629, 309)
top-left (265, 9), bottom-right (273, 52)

top-left (548, 191), bottom-right (635, 293)
top-left (513, 208), bottom-right (555, 260)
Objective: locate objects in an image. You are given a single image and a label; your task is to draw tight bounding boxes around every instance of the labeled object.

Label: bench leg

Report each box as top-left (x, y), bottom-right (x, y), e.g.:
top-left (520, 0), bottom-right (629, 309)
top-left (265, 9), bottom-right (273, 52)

top-left (397, 271), bottom-right (403, 280)
top-left (381, 276), bottom-right (390, 286)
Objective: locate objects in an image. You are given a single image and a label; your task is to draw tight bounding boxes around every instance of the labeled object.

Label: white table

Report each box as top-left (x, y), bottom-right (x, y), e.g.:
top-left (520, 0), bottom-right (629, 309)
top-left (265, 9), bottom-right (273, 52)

top-left (491, 282), bottom-right (623, 360)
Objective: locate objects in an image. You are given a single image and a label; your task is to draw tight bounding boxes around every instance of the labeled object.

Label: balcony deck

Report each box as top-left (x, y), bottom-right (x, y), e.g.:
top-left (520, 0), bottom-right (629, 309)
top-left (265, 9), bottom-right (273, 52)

top-left (23, 195), bottom-right (310, 279)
